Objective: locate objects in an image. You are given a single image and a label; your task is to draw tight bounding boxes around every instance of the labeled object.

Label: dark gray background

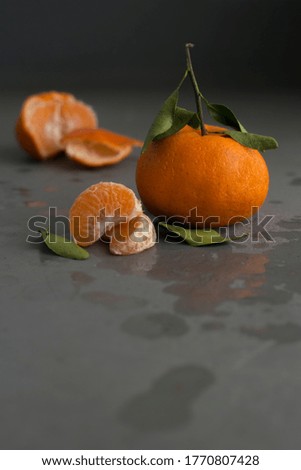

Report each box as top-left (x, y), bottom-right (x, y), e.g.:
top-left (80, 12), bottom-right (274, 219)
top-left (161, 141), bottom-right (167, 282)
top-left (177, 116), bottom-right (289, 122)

top-left (1, 0), bottom-right (301, 451)
top-left (1, 0), bottom-right (300, 92)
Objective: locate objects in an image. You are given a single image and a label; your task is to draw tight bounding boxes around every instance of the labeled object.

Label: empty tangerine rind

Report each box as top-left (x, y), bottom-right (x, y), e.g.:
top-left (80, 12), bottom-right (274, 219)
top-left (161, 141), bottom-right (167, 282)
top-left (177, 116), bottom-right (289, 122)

top-left (64, 140), bottom-right (132, 168)
top-left (62, 128), bottom-right (143, 148)
top-left (61, 128), bottom-right (143, 167)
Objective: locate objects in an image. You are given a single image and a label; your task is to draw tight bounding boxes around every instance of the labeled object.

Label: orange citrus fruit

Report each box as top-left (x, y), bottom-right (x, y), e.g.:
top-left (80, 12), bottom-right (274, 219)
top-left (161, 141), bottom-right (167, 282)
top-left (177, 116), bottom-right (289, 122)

top-left (69, 182), bottom-right (142, 247)
top-left (108, 214), bottom-right (156, 255)
top-left (136, 124), bottom-right (269, 227)
top-left (61, 128), bottom-right (143, 167)
top-left (16, 91), bottom-right (97, 159)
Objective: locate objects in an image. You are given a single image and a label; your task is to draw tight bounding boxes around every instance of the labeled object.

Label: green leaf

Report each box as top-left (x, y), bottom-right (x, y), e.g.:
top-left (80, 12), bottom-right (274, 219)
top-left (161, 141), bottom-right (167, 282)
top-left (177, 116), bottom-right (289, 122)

top-left (176, 106), bottom-right (200, 129)
top-left (141, 89), bottom-right (179, 153)
top-left (141, 80), bottom-right (199, 152)
top-left (159, 222), bottom-right (231, 246)
top-left (39, 229), bottom-right (89, 260)
top-left (224, 130), bottom-right (279, 151)
top-left (186, 110), bottom-right (201, 129)
top-left (154, 106), bottom-right (199, 140)
top-left (204, 101), bottom-right (247, 132)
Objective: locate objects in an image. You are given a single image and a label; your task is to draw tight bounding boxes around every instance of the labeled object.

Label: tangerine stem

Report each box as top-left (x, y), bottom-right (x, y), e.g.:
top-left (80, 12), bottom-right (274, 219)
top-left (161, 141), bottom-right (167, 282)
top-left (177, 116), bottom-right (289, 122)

top-left (177, 69), bottom-right (189, 90)
top-left (185, 43), bottom-right (207, 136)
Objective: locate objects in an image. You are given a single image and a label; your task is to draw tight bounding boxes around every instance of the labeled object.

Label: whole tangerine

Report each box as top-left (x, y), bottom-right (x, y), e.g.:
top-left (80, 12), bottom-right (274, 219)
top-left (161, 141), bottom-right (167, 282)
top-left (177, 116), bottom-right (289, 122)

top-left (136, 125), bottom-right (269, 227)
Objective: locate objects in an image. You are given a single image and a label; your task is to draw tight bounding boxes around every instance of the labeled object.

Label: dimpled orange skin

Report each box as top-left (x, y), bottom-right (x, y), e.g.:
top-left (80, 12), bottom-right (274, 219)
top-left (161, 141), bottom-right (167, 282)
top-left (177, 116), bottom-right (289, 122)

top-left (136, 125), bottom-right (269, 227)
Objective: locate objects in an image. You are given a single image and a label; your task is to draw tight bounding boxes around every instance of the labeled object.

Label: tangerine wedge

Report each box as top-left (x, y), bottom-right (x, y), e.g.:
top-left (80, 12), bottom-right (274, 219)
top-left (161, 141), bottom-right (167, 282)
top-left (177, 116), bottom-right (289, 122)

top-left (108, 214), bottom-right (156, 255)
top-left (16, 91), bottom-right (97, 159)
top-left (69, 182), bottom-right (142, 247)
top-left (61, 128), bottom-right (143, 167)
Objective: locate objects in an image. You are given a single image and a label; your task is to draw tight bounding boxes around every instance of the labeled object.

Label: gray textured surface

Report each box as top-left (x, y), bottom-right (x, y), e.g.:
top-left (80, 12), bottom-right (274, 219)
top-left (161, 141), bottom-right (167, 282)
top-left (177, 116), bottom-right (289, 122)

top-left (0, 90), bottom-right (301, 449)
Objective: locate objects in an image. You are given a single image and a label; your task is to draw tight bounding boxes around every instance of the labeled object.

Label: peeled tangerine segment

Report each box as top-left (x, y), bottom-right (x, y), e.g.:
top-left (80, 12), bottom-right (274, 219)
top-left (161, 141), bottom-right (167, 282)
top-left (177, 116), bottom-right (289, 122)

top-left (61, 128), bottom-right (143, 167)
top-left (16, 91), bottom-right (97, 159)
top-left (109, 214), bottom-right (157, 255)
top-left (69, 182), bottom-right (142, 247)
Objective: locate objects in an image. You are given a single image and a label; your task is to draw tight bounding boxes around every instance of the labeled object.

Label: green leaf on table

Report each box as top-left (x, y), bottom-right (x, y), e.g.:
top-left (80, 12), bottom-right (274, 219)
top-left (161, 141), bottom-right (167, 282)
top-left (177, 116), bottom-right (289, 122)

top-left (224, 130), bottom-right (279, 151)
top-left (39, 229), bottom-right (89, 260)
top-left (204, 101), bottom-right (247, 132)
top-left (159, 222), bottom-right (234, 246)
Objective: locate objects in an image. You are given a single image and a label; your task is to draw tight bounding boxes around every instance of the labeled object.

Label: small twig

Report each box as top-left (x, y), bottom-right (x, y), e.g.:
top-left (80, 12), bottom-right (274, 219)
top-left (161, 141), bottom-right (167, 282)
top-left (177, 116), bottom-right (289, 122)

top-left (185, 43), bottom-right (207, 136)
